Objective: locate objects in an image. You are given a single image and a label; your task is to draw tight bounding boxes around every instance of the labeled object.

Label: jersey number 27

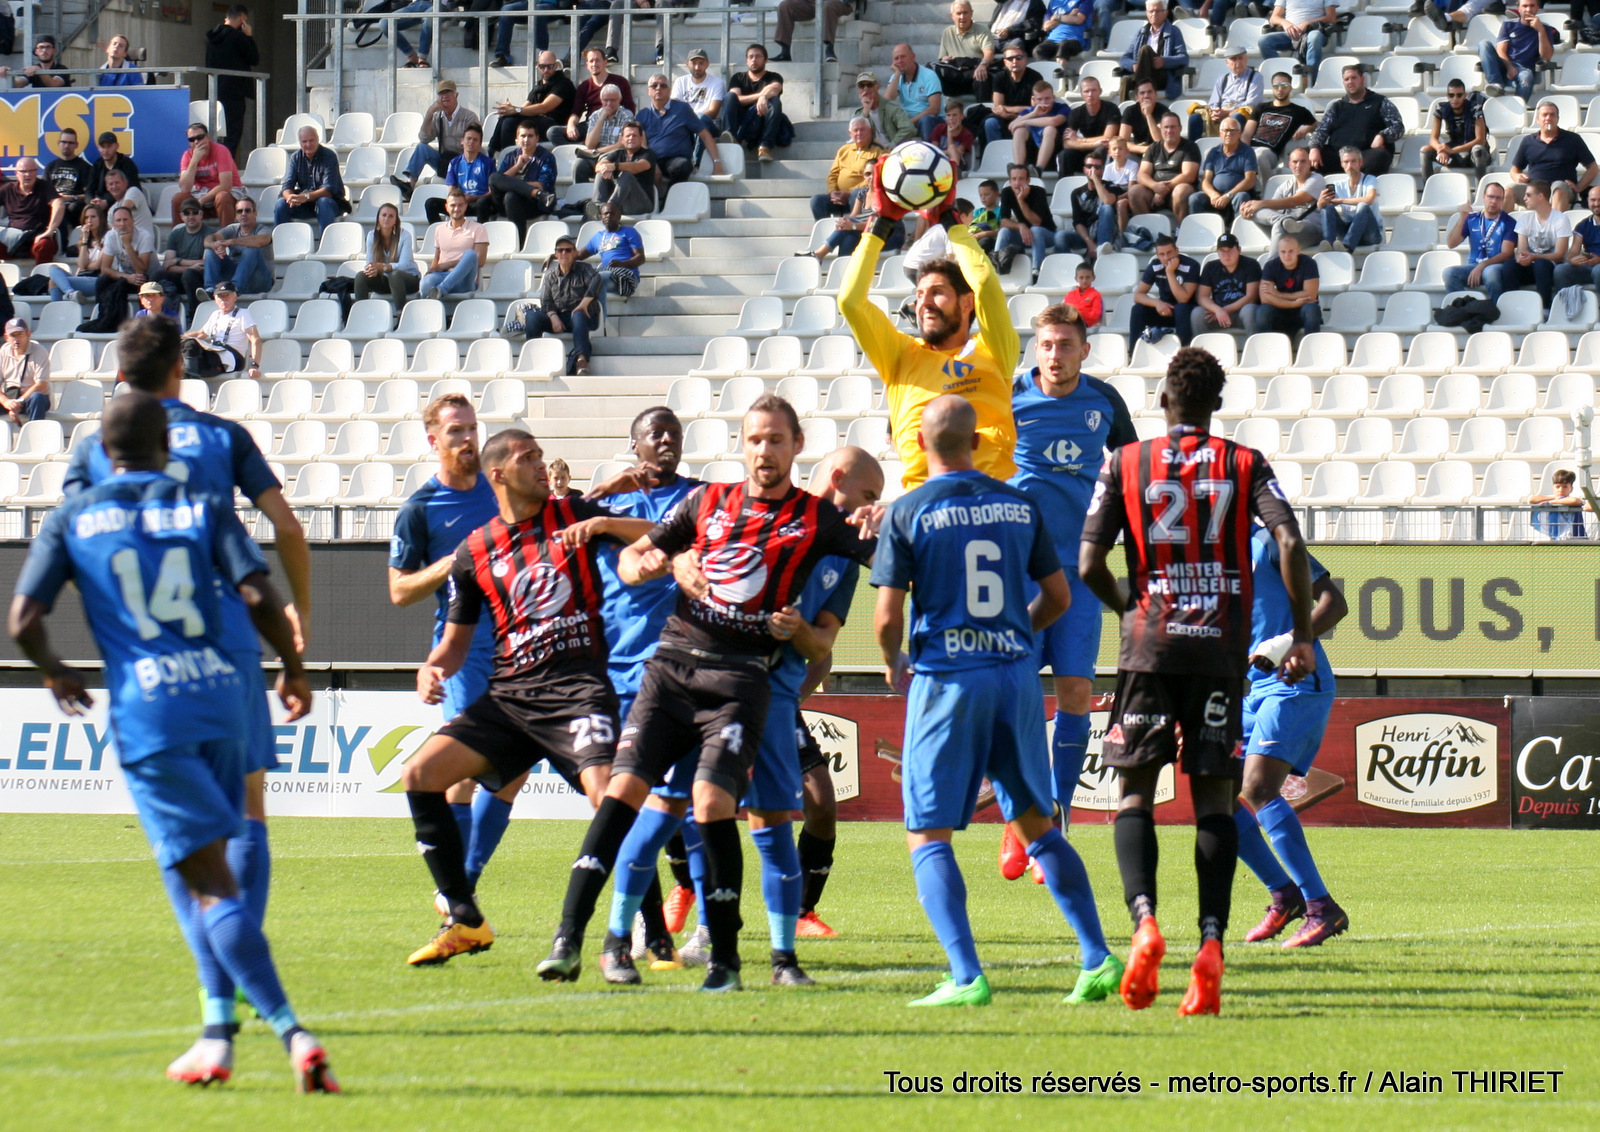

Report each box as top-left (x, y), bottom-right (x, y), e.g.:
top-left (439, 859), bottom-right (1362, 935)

top-left (1144, 479), bottom-right (1234, 545)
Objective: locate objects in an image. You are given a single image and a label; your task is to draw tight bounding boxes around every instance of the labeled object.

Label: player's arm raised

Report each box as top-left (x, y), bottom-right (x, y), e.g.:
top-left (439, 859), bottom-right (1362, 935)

top-left (945, 217), bottom-right (1019, 371)
top-left (838, 159), bottom-right (911, 373)
top-left (619, 533), bottom-right (673, 585)
top-left (237, 569), bottom-right (312, 721)
top-left (558, 515), bottom-right (654, 548)
top-left (622, 487), bottom-right (701, 584)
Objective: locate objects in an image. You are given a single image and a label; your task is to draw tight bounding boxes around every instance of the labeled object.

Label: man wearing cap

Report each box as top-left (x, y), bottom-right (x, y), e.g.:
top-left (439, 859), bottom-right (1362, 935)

top-left (673, 47), bottom-right (728, 168)
top-left (0, 34), bottom-right (71, 88)
top-left (0, 319), bottom-right (50, 425)
top-left (203, 196), bottom-right (274, 297)
top-left (1192, 232), bottom-right (1261, 338)
top-left (1189, 46), bottom-right (1264, 144)
top-left (173, 122), bottom-right (241, 226)
top-left (182, 279), bottom-right (262, 380)
top-left (43, 128), bottom-right (94, 229)
top-left (771, 0), bottom-right (853, 65)
top-left (152, 199), bottom-right (214, 320)
top-left (0, 157), bottom-right (65, 263)
top-left (134, 280), bottom-right (169, 319)
top-left (814, 117), bottom-right (887, 221)
top-left (394, 81), bottom-right (483, 193)
top-left (85, 132), bottom-right (142, 214)
top-left (857, 73), bottom-right (916, 149)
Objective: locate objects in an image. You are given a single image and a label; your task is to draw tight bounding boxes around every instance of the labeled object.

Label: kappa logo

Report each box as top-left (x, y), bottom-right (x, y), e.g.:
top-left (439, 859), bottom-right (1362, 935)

top-left (1105, 723), bottom-right (1125, 746)
top-left (702, 543), bottom-right (769, 604)
top-left (509, 562), bottom-right (573, 618)
top-left (706, 887), bottom-right (739, 903)
top-left (574, 855), bottom-right (608, 873)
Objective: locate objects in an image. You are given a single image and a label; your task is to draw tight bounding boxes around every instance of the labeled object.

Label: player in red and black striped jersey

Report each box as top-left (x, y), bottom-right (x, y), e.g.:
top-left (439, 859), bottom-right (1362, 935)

top-left (397, 429), bottom-right (653, 968)
top-left (1080, 347), bottom-right (1317, 1017)
top-left (538, 394), bottom-right (876, 992)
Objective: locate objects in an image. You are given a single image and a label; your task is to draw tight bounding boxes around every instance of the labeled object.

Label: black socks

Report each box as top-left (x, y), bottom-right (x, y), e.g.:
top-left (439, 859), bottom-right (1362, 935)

top-left (1114, 807), bottom-right (1159, 929)
top-left (407, 790), bottom-right (481, 925)
top-left (665, 829), bottom-right (693, 890)
top-left (696, 817), bottom-right (744, 969)
top-left (1194, 813), bottom-right (1239, 941)
top-left (797, 828), bottom-right (835, 914)
top-left (558, 795), bottom-right (639, 940)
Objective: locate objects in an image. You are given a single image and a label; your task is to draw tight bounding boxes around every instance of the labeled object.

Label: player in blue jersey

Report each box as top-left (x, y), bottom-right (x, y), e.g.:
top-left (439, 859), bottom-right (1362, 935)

top-left (10, 392), bottom-right (337, 1092)
top-left (1236, 524), bottom-right (1350, 949)
top-left (872, 395), bottom-right (1123, 1008)
top-left (1002, 302), bottom-right (1138, 881)
top-left (65, 316), bottom-right (312, 1057)
top-left (388, 392), bottom-right (519, 906)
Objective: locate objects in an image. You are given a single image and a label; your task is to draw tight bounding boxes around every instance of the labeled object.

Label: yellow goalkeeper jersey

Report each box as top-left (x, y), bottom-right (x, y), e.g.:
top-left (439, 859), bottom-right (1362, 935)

top-left (837, 222), bottom-right (1021, 488)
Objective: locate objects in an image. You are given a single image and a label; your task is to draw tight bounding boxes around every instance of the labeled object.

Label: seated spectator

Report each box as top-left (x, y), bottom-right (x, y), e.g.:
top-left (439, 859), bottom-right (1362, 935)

top-left (1250, 76), bottom-right (1317, 174)
top-left (1425, 0), bottom-right (1493, 33)
top-left (1129, 233), bottom-right (1199, 343)
top-left (85, 131), bottom-right (141, 214)
top-left (931, 102), bottom-right (977, 173)
top-left (0, 34), bottom-right (71, 88)
top-left (98, 33), bottom-right (144, 86)
top-left (1505, 178), bottom-right (1570, 308)
top-left (578, 200), bottom-right (646, 296)
top-left (885, 43), bottom-right (942, 143)
top-left (639, 73), bottom-right (725, 188)
top-left (202, 197), bottom-right (274, 296)
top-left (173, 122), bottom-right (240, 226)
top-left (587, 121), bottom-right (657, 216)
top-left (393, 81), bottom-right (481, 192)
top-left (797, 189), bottom-right (907, 260)
top-left (1198, 0), bottom-right (1239, 33)
top-left (390, 0), bottom-right (441, 69)
top-left (1188, 118), bottom-right (1258, 225)
top-left (83, 203), bottom-right (154, 332)
top-left (1191, 232), bottom-right (1260, 338)
top-left (421, 188), bottom-right (488, 299)
top-left (1009, 82), bottom-right (1070, 175)
top-left (575, 84), bottom-right (637, 168)
top-left (508, 235), bottom-right (601, 375)
top-left (490, 54), bottom-right (576, 155)
top-left (488, 0), bottom-right (616, 70)
top-left (135, 280), bottom-right (168, 318)
top-left (990, 0), bottom-right (1047, 57)
top-left (354, 202), bottom-right (419, 308)
top-left (723, 45), bottom-right (789, 162)
top-left (994, 162), bottom-right (1061, 274)
top-left (0, 158), bottom-right (65, 262)
top-left (858, 72), bottom-right (917, 149)
top-left (1510, 102), bottom-right (1597, 212)
top-left (100, 168), bottom-right (156, 247)
top-left (1118, 79), bottom-right (1169, 158)
top-left (1034, 0), bottom-right (1092, 62)
top-left (48, 203), bottom-right (109, 304)
top-left (1240, 145), bottom-right (1324, 248)
top-left (977, 44), bottom-right (1042, 147)
top-left (1057, 75), bottom-right (1118, 175)
top-left (0, 319), bottom-right (50, 425)
top-left (1316, 146), bottom-right (1379, 250)
top-left (971, 179), bottom-right (1002, 247)
top-left (1423, 81), bottom-right (1490, 178)
top-left (181, 279), bottom-right (261, 380)
top-left (813, 117), bottom-right (885, 220)
top-left (1068, 153), bottom-right (1115, 256)
top-left (490, 122), bottom-right (558, 239)
top-left (1189, 46), bottom-right (1263, 144)
top-left (1531, 468), bottom-right (1588, 539)
top-left (149, 200), bottom-right (211, 320)
top-left (1120, 1), bottom-right (1188, 103)
top-left (1247, 234), bottom-right (1320, 338)
top-left (44, 128), bottom-right (94, 228)
top-left (1555, 184), bottom-right (1600, 291)
top-left (1062, 261), bottom-right (1102, 327)
top-left (1128, 111), bottom-right (1199, 224)
top-left (426, 124), bottom-right (495, 224)
top-left (673, 48), bottom-right (728, 168)
top-left (937, 1), bottom-right (998, 97)
top-left (552, 47), bottom-right (637, 146)
top-left (1258, 1), bottom-right (1335, 84)
top-left (1307, 65), bottom-right (1402, 176)
top-left (1443, 182), bottom-right (1516, 301)
top-left (1480, 0), bottom-right (1552, 103)
top-left (275, 126), bottom-right (349, 235)
top-left (771, 0), bottom-right (853, 64)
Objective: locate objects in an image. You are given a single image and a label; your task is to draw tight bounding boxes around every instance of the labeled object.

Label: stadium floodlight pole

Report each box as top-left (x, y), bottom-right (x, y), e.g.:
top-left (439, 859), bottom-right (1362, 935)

top-left (1573, 406), bottom-right (1599, 516)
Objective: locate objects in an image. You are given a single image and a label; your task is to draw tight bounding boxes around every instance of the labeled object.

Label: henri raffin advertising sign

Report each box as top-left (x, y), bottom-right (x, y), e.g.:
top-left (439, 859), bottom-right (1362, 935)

top-left (1354, 713), bottom-right (1498, 814)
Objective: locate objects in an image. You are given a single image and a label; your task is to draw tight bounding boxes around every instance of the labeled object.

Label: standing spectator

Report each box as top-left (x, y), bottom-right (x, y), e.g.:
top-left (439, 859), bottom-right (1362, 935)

top-left (205, 6), bottom-right (258, 155)
top-left (85, 132), bottom-right (141, 212)
top-left (931, 102), bottom-right (978, 173)
top-left (514, 236), bottom-right (601, 375)
top-left (1443, 181), bottom-right (1516, 300)
top-left (48, 203), bottom-right (108, 304)
top-left (771, 0), bottom-right (853, 64)
top-left (100, 168), bottom-right (155, 245)
top-left (1119, 1), bottom-right (1188, 103)
top-left (98, 34), bottom-right (143, 86)
top-left (354, 202), bottom-right (419, 308)
top-left (674, 47), bottom-right (727, 168)
top-left (1241, 145), bottom-right (1324, 248)
top-left (1247, 234), bottom-right (1320, 338)
top-left (1249, 76), bottom-right (1317, 173)
top-left (1258, 1), bottom-right (1336, 85)
top-left (490, 54), bottom-right (576, 155)
top-left (275, 126), bottom-right (349, 234)
top-left (1555, 185), bottom-right (1600, 291)
top-left (394, 81), bottom-right (482, 192)
top-left (84, 204), bottom-right (154, 333)
top-left (1306, 65), bottom-right (1403, 176)
top-left (638, 73), bottom-right (725, 188)
top-left (990, 0), bottom-right (1048, 57)
top-left (977, 44), bottom-right (1043, 149)
top-left (172, 122), bottom-right (240, 227)
top-left (180, 279), bottom-right (261, 380)
top-left (938, 1), bottom-right (998, 96)
top-left (149, 200), bottom-right (211, 319)
top-left (490, 122), bottom-right (558, 239)
top-left (0, 320), bottom-right (49, 424)
top-left (813, 117), bottom-right (886, 220)
top-left (1034, 0), bottom-right (1093, 63)
top-left (420, 189), bottom-right (488, 299)
top-left (552, 47), bottom-right (637, 146)
top-left (994, 163), bottom-right (1060, 274)
top-left (1062, 262), bottom-right (1102, 327)
top-left (595, 0), bottom-right (666, 67)
top-left (1189, 46), bottom-right (1264, 144)
top-left (1009, 81), bottom-right (1071, 175)
top-left (1480, 0), bottom-right (1553, 102)
top-left (1191, 233), bottom-right (1261, 339)
top-left (202, 197), bottom-right (274, 296)
top-left (1510, 102), bottom-right (1597, 212)
top-left (723, 44), bottom-right (789, 163)
top-left (1505, 178), bottom-right (1570, 309)
top-left (42, 128), bottom-right (93, 229)
top-left (587, 121), bottom-right (657, 216)
top-left (1316, 146), bottom-right (1380, 251)
top-left (1189, 118), bottom-right (1258, 225)
top-left (1129, 233), bottom-right (1199, 343)
top-left (858, 72), bottom-right (916, 148)
top-left (1423, 80), bottom-right (1491, 177)
top-left (578, 200), bottom-right (646, 296)
top-left (885, 43), bottom-right (943, 142)
top-left (0, 158), bottom-right (64, 263)
top-left (1058, 75), bottom-right (1119, 175)
top-left (1530, 469), bottom-right (1588, 539)
top-left (1129, 111), bottom-right (1200, 225)
top-left (425, 124), bottom-right (496, 224)
top-left (1118, 79), bottom-right (1170, 157)
top-left (0, 34), bottom-right (71, 88)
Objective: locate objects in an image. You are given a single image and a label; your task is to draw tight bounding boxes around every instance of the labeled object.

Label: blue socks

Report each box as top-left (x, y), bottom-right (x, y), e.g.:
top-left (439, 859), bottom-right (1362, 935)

top-left (1052, 711), bottom-right (1091, 824)
top-left (751, 824), bottom-right (802, 951)
top-left (606, 805), bottom-right (683, 937)
top-left (680, 813), bottom-right (708, 912)
top-left (449, 802), bottom-right (473, 863)
top-left (200, 898), bottom-right (293, 1038)
top-left (911, 841), bottom-right (982, 985)
top-left (163, 865), bottom-right (236, 1023)
top-left (466, 792), bottom-right (514, 887)
top-left (1257, 797), bottom-right (1328, 900)
top-left (226, 818), bottom-right (271, 929)
top-left (1027, 828), bottom-right (1110, 970)
top-left (1234, 805), bottom-right (1295, 893)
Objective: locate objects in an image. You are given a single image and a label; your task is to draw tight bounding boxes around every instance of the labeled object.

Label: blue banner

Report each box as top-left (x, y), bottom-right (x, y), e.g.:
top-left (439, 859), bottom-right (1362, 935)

top-left (0, 88), bottom-right (192, 176)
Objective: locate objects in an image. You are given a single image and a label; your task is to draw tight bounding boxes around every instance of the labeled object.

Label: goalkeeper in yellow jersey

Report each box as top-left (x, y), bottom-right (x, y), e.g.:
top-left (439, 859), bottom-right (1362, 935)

top-left (838, 161), bottom-right (1022, 489)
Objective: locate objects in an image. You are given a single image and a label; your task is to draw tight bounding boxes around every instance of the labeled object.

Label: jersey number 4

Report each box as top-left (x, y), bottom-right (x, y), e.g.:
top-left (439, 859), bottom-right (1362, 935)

top-left (110, 547), bottom-right (205, 640)
top-left (1144, 479), bottom-right (1234, 544)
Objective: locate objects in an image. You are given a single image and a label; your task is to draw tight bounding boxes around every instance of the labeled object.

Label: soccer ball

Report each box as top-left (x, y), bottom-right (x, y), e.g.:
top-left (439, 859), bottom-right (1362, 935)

top-left (879, 140), bottom-right (956, 213)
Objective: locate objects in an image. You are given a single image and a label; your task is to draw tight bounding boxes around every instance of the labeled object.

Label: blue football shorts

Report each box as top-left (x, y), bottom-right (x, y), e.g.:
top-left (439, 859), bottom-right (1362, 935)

top-left (236, 657), bottom-right (279, 774)
top-left (1034, 572), bottom-right (1102, 681)
top-left (741, 694), bottom-right (804, 813)
top-left (443, 645), bottom-right (494, 720)
top-left (1242, 680), bottom-right (1334, 776)
top-left (123, 738), bottom-right (250, 869)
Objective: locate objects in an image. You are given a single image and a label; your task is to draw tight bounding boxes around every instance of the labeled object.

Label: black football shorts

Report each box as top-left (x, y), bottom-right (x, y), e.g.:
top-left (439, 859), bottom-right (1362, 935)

top-left (1101, 670), bottom-right (1244, 779)
top-left (439, 674), bottom-right (619, 794)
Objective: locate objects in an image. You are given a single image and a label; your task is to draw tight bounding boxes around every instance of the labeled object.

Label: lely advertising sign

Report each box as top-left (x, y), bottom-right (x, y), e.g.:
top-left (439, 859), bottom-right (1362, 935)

top-left (1509, 698), bottom-right (1600, 829)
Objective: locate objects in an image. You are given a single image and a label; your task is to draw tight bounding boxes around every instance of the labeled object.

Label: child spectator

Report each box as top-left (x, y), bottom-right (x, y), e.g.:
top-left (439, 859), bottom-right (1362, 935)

top-left (971, 179), bottom-right (1002, 247)
top-left (1531, 468), bottom-right (1588, 539)
top-left (930, 101), bottom-right (977, 173)
top-left (1062, 261), bottom-right (1102, 327)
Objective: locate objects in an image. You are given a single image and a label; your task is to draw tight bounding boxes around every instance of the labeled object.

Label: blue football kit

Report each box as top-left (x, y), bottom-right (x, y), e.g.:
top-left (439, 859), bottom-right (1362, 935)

top-left (1243, 524), bottom-right (1335, 775)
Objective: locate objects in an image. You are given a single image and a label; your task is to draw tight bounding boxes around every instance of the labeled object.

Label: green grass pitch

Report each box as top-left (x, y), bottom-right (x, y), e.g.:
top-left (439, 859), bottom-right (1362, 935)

top-left (2, 815), bottom-right (1598, 1130)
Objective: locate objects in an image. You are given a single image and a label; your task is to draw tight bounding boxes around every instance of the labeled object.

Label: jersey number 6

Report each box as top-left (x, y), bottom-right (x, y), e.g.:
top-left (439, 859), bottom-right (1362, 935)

top-left (964, 539), bottom-right (1004, 617)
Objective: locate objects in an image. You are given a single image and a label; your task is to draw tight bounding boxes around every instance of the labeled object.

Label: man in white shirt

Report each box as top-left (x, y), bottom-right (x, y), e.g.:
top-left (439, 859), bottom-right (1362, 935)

top-left (1240, 146), bottom-right (1325, 248)
top-left (673, 47), bottom-right (727, 167)
top-left (180, 279), bottom-right (262, 379)
top-left (102, 166), bottom-right (156, 244)
top-left (81, 203), bottom-right (156, 333)
top-left (1506, 177), bottom-right (1571, 309)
